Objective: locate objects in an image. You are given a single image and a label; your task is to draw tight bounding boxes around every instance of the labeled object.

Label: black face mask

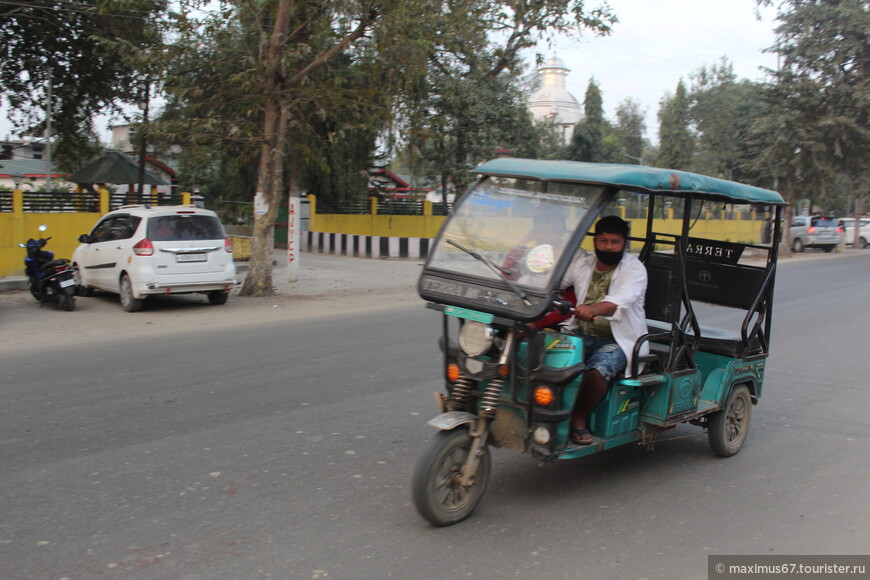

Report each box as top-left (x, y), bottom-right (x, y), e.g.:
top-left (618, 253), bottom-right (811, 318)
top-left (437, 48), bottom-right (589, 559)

top-left (595, 248), bottom-right (623, 266)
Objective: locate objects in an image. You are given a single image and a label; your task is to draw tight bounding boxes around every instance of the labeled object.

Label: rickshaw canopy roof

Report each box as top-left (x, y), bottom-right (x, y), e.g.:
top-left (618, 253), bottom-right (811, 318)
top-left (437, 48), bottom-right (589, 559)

top-left (474, 158), bottom-right (787, 206)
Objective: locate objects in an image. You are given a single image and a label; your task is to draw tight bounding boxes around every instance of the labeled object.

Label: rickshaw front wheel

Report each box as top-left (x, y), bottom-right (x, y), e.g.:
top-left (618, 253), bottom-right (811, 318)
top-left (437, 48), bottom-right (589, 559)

top-left (412, 428), bottom-right (491, 527)
top-left (707, 385), bottom-right (752, 457)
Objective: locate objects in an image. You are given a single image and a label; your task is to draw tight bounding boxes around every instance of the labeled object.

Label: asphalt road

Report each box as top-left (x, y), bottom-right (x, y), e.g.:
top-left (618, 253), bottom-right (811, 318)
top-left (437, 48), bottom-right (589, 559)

top-left (1, 252), bottom-right (869, 580)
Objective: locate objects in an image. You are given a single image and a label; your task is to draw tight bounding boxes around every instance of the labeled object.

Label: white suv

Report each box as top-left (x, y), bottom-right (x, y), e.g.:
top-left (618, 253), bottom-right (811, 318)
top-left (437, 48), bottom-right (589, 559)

top-left (73, 205), bottom-right (238, 311)
top-left (839, 217), bottom-right (870, 249)
top-left (789, 215), bottom-right (841, 253)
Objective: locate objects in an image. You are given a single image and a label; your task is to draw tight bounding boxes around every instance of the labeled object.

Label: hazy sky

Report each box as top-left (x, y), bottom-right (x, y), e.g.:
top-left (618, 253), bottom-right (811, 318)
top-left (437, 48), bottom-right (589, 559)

top-left (531, 0), bottom-right (780, 143)
top-left (2, 0), bottom-right (781, 146)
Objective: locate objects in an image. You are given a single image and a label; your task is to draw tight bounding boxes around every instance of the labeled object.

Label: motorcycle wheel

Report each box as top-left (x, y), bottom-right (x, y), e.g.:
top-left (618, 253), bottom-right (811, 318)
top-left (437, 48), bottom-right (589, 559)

top-left (411, 427), bottom-right (490, 527)
top-left (28, 279), bottom-right (40, 301)
top-left (60, 293), bottom-right (76, 312)
top-left (119, 274), bottom-right (145, 312)
top-left (707, 385), bottom-right (752, 457)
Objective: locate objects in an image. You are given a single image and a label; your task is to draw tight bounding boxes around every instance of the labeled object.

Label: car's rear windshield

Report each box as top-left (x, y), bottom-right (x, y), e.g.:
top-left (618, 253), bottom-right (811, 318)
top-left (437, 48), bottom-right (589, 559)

top-left (811, 217), bottom-right (837, 227)
top-left (147, 214), bottom-right (226, 241)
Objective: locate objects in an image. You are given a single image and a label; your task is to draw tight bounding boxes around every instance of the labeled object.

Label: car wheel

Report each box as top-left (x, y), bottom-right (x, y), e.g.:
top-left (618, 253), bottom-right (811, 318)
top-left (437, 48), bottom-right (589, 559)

top-left (860, 238), bottom-right (868, 249)
top-left (71, 263), bottom-right (94, 297)
top-left (708, 385), bottom-right (752, 457)
top-left (207, 291), bottom-right (229, 305)
top-left (792, 238), bottom-right (804, 252)
top-left (119, 274), bottom-right (145, 312)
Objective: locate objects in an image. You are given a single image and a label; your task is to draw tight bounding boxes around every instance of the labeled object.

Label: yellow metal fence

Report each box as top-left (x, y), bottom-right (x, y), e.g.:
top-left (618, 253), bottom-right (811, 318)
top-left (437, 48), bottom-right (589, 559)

top-left (306, 194), bottom-right (767, 247)
top-left (0, 188), bottom-right (193, 277)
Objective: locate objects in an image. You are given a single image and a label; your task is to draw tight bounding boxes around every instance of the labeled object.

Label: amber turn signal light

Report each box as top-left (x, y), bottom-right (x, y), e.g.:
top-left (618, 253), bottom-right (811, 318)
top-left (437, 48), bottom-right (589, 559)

top-left (447, 363), bottom-right (461, 383)
top-left (534, 385), bottom-right (555, 407)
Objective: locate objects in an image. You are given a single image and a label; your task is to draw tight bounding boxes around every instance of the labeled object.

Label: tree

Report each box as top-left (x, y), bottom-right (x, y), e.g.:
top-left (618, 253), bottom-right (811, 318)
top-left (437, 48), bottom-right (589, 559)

top-left (160, 0), bottom-right (393, 295)
top-left (753, 0), bottom-right (870, 209)
top-left (566, 78), bottom-right (605, 162)
top-left (404, 1), bottom-right (616, 197)
top-left (688, 58), bottom-right (767, 182)
top-left (656, 80), bottom-right (694, 170)
top-left (0, 0), bottom-right (168, 169)
top-left (614, 98), bottom-right (647, 164)
top-left (157, 0), bottom-right (616, 296)
top-left (409, 65), bottom-right (541, 198)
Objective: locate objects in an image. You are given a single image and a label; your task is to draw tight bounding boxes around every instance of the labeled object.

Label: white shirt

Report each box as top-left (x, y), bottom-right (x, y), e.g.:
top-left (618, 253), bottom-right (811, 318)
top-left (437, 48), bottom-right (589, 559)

top-left (559, 249), bottom-right (649, 377)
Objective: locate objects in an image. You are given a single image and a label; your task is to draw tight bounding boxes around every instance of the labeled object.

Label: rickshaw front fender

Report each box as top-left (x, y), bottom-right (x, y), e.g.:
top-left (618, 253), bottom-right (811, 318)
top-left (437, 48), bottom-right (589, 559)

top-left (427, 411), bottom-right (479, 431)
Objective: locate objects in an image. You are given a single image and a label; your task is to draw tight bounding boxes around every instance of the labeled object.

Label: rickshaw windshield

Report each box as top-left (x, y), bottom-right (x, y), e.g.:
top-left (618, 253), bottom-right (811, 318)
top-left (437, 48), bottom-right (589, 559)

top-left (427, 177), bottom-right (601, 290)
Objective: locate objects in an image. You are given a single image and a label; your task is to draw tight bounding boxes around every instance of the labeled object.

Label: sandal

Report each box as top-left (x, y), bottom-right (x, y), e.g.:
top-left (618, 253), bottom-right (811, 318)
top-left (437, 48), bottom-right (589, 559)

top-left (570, 427), bottom-right (593, 445)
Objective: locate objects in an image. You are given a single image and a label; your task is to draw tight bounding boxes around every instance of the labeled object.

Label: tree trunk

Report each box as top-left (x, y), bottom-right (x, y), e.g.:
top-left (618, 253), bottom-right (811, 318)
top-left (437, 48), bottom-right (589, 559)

top-left (238, 0), bottom-right (293, 297)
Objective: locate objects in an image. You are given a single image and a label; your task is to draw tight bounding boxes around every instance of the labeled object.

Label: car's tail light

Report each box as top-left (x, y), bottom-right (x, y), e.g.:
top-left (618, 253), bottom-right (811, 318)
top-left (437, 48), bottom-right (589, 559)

top-left (224, 238), bottom-right (233, 253)
top-left (808, 226), bottom-right (815, 233)
top-left (133, 238), bottom-right (154, 256)
top-left (837, 226), bottom-right (843, 232)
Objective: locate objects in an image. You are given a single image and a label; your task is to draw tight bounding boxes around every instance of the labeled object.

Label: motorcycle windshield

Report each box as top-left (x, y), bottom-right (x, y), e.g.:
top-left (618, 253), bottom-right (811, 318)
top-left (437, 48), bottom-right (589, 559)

top-left (427, 177), bottom-right (600, 291)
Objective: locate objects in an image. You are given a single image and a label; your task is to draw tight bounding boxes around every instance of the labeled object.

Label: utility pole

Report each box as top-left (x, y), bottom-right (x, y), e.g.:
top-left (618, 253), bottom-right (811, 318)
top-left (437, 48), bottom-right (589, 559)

top-left (45, 71), bottom-right (52, 190)
top-left (137, 83), bottom-right (150, 197)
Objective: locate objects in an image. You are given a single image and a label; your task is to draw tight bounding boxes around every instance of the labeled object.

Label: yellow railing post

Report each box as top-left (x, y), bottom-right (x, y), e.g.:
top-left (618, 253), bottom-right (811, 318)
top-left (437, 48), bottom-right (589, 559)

top-left (182, 191), bottom-right (191, 205)
top-left (369, 196), bottom-right (378, 236)
top-left (12, 188), bottom-right (24, 253)
top-left (308, 194), bottom-right (317, 232)
top-left (99, 185), bottom-right (110, 215)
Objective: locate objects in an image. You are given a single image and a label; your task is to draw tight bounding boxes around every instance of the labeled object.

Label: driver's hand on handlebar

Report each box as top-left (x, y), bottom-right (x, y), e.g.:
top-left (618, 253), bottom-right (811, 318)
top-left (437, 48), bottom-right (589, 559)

top-left (518, 322), bottom-right (539, 339)
top-left (572, 304), bottom-right (597, 321)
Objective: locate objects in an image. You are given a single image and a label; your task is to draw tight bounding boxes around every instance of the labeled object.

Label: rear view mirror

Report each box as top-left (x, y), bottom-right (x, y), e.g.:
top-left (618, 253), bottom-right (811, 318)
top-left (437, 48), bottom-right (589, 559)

top-left (78, 234), bottom-right (90, 244)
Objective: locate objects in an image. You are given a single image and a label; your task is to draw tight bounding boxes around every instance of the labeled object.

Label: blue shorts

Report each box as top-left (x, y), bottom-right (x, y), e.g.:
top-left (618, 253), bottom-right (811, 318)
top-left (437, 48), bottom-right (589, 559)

top-left (572, 333), bottom-right (627, 381)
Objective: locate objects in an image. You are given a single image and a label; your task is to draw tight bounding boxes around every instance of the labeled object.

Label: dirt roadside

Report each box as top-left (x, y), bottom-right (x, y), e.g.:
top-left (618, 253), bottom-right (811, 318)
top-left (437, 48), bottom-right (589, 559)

top-left (0, 252), bottom-right (425, 352)
top-left (0, 247), bottom-right (858, 353)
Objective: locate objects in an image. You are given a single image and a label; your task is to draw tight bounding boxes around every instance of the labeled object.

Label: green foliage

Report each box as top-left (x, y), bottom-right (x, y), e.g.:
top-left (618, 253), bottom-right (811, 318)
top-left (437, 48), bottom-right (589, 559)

top-left (400, 0), bottom-right (615, 192)
top-left (752, 0), bottom-right (870, 205)
top-left (614, 98), bottom-right (647, 163)
top-left (656, 81), bottom-right (694, 170)
top-left (565, 78), bottom-right (604, 162)
top-left (408, 66), bottom-right (541, 191)
top-left (0, 0), bottom-right (167, 169)
top-left (688, 58), bottom-right (768, 183)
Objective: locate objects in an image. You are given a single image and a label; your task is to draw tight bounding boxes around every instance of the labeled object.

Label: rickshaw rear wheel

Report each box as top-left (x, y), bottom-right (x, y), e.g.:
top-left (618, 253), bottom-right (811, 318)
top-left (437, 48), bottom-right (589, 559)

top-left (707, 385), bottom-right (752, 457)
top-left (412, 427), bottom-right (491, 527)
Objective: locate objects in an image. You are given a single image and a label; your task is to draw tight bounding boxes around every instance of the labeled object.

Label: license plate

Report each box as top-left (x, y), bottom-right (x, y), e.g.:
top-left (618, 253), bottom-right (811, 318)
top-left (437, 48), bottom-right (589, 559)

top-left (59, 278), bottom-right (76, 288)
top-left (176, 253), bottom-right (207, 262)
top-left (444, 305), bottom-right (494, 323)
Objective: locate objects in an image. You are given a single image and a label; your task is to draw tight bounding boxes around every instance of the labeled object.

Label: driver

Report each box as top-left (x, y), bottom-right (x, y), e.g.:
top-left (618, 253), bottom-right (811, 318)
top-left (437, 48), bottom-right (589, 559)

top-left (527, 215), bottom-right (648, 445)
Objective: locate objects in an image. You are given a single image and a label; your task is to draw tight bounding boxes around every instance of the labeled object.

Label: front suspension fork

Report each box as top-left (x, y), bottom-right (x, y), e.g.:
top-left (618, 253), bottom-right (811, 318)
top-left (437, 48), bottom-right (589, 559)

top-left (457, 329), bottom-right (515, 487)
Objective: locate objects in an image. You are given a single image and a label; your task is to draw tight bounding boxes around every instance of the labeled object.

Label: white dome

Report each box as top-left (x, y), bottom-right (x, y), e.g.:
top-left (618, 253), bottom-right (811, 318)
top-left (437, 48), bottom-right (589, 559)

top-left (528, 57), bottom-right (581, 135)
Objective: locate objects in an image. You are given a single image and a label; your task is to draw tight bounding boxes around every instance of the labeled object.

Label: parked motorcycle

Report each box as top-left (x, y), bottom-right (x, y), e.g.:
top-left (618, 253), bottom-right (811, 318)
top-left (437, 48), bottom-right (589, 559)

top-left (19, 225), bottom-right (77, 311)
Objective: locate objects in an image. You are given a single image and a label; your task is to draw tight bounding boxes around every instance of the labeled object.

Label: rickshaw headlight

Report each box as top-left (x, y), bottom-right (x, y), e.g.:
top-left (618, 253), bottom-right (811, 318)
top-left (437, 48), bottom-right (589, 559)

top-left (458, 321), bottom-right (494, 357)
top-left (533, 426), bottom-right (551, 445)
